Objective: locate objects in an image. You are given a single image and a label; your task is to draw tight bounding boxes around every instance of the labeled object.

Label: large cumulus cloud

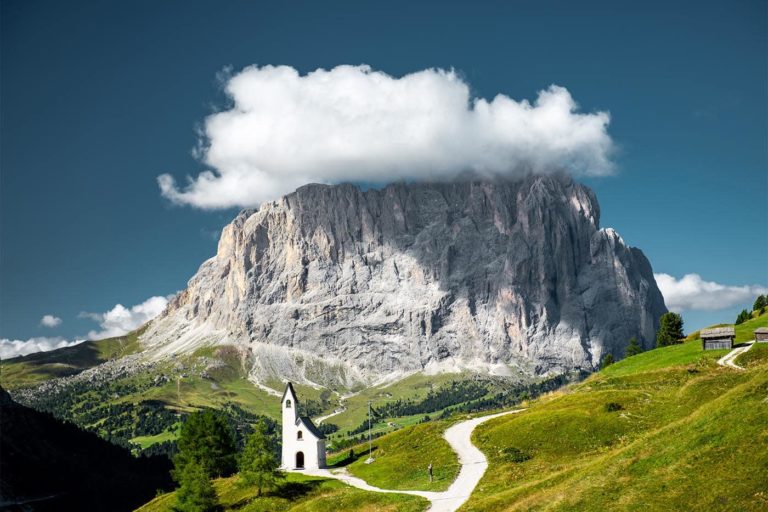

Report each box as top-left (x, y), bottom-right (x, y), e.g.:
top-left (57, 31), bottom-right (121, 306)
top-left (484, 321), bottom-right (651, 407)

top-left (159, 65), bottom-right (614, 209)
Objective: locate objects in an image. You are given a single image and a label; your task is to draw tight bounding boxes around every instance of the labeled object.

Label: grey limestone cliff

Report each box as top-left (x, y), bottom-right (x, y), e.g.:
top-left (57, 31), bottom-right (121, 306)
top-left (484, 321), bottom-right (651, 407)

top-left (141, 175), bottom-right (667, 387)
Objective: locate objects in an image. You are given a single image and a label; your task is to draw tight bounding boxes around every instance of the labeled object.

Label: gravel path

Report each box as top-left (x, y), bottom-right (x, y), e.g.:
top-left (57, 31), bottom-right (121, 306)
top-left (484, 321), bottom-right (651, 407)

top-left (298, 409), bottom-right (524, 512)
top-left (717, 341), bottom-right (755, 370)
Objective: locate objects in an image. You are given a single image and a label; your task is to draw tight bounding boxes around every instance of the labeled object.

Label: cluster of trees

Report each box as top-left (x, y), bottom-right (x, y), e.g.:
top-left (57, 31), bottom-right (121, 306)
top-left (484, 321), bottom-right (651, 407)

top-left (736, 294), bottom-right (766, 325)
top-left (172, 410), bottom-right (282, 512)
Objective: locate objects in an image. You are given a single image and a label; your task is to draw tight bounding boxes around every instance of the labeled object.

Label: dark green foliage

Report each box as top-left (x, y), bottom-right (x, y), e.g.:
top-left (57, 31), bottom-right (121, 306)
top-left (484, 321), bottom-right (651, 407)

top-left (656, 312), bottom-right (685, 347)
top-left (174, 410), bottom-right (237, 481)
top-left (753, 295), bottom-right (766, 312)
top-left (173, 460), bottom-right (218, 512)
top-left (501, 446), bottom-right (532, 463)
top-left (735, 309), bottom-right (751, 325)
top-left (237, 420), bottom-right (283, 496)
top-left (600, 353), bottom-right (615, 369)
top-left (317, 422), bottom-right (339, 436)
top-left (0, 387), bottom-right (173, 511)
top-left (604, 402), bottom-right (623, 412)
top-left (625, 337), bottom-right (643, 357)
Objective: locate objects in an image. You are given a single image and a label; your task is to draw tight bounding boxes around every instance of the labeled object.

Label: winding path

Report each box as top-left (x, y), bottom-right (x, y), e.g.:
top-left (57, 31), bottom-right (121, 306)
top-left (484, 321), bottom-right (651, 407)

top-left (298, 409), bottom-right (524, 512)
top-left (718, 341), bottom-right (754, 370)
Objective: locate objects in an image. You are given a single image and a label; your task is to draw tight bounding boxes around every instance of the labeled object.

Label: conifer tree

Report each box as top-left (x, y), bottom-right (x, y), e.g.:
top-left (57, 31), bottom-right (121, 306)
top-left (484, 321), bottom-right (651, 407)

top-left (238, 420), bottom-right (283, 496)
top-left (753, 295), bottom-right (766, 312)
top-left (173, 410), bottom-right (237, 482)
top-left (656, 312), bottom-right (684, 347)
top-left (625, 337), bottom-right (643, 357)
top-left (174, 460), bottom-right (218, 512)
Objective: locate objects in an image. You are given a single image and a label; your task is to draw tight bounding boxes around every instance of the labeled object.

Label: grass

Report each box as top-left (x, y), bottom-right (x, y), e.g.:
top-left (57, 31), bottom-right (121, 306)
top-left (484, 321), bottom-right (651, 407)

top-left (0, 327), bottom-right (146, 389)
top-left (337, 420), bottom-right (460, 491)
top-left (734, 342), bottom-right (768, 368)
top-left (687, 309), bottom-right (768, 344)
top-left (136, 472), bottom-right (428, 512)
top-left (131, 423), bottom-right (181, 449)
top-left (328, 372), bottom-right (482, 437)
top-left (462, 338), bottom-right (768, 511)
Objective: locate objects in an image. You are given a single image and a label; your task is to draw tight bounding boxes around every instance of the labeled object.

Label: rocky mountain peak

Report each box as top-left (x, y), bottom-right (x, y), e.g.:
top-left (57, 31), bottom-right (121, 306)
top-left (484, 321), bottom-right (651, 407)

top-left (144, 175), bottom-right (666, 388)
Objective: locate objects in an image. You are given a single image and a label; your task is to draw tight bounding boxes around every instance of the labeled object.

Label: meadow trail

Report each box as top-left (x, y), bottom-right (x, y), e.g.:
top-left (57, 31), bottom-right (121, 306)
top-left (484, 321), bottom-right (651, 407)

top-left (718, 341), bottom-right (754, 370)
top-left (299, 409), bottom-right (525, 512)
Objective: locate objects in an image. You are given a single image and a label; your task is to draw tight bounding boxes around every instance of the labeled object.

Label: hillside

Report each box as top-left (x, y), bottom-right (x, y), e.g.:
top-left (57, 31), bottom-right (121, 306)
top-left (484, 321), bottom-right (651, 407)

top-left (0, 386), bottom-right (173, 511)
top-left (137, 472), bottom-right (428, 512)
top-left (462, 321), bottom-right (768, 510)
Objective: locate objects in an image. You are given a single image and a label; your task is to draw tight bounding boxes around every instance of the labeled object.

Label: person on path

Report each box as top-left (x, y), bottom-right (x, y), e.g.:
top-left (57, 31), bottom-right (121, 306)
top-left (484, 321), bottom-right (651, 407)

top-left (428, 462), bottom-right (433, 483)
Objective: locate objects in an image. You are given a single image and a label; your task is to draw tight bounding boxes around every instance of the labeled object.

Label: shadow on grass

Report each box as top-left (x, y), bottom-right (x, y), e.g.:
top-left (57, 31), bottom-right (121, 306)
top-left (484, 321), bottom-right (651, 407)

top-left (328, 446), bottom-right (380, 468)
top-left (227, 480), bottom-right (323, 509)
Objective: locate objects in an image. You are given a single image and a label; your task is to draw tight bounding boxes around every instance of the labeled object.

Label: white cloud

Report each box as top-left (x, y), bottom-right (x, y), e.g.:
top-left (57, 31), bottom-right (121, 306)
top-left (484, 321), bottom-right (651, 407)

top-left (655, 273), bottom-right (768, 312)
top-left (159, 64), bottom-right (614, 209)
top-left (40, 314), bottom-right (62, 328)
top-left (0, 337), bottom-right (85, 360)
top-left (83, 296), bottom-right (169, 340)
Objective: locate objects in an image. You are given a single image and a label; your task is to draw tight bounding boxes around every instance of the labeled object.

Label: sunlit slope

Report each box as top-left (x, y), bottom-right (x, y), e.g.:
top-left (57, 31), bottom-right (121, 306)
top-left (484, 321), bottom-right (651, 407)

top-left (464, 337), bottom-right (768, 511)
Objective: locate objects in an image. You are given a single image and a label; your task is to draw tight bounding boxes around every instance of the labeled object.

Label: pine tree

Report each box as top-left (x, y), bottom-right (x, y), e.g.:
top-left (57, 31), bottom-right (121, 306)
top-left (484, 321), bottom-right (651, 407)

top-left (735, 309), bottom-right (751, 325)
top-left (238, 420), bottom-right (283, 496)
top-left (753, 295), bottom-right (766, 312)
top-left (173, 460), bottom-right (218, 512)
top-left (625, 337), bottom-right (643, 357)
top-left (656, 312), bottom-right (684, 347)
top-left (600, 353), bottom-right (615, 369)
top-left (173, 410), bottom-right (237, 482)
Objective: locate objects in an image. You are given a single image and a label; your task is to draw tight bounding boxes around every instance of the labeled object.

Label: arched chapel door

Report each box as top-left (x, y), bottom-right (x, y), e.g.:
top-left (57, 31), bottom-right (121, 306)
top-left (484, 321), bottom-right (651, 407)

top-left (296, 451), bottom-right (305, 469)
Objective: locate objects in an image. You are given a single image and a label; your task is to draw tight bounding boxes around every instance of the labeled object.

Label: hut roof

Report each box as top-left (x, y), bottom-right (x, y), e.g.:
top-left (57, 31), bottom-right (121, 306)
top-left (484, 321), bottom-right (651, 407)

top-left (754, 327), bottom-right (768, 334)
top-left (700, 327), bottom-right (735, 338)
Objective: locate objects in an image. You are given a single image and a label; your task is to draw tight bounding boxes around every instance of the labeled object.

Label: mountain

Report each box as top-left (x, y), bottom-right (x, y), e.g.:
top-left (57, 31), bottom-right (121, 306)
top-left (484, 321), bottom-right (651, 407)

top-left (140, 175), bottom-right (666, 388)
top-left (0, 386), bottom-right (172, 511)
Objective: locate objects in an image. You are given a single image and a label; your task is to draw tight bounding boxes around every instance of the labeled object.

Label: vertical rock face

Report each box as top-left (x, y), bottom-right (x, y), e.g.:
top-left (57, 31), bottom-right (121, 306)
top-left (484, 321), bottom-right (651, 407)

top-left (142, 175), bottom-right (667, 385)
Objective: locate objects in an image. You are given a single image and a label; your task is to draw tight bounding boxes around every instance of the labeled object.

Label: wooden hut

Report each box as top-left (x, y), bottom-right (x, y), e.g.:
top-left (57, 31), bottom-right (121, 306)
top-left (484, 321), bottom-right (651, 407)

top-left (754, 327), bottom-right (768, 342)
top-left (700, 327), bottom-right (735, 350)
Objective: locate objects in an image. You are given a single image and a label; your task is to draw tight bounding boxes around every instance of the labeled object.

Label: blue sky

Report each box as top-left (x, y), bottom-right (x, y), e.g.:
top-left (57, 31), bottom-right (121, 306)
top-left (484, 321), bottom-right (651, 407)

top-left (1, 0), bottom-right (766, 352)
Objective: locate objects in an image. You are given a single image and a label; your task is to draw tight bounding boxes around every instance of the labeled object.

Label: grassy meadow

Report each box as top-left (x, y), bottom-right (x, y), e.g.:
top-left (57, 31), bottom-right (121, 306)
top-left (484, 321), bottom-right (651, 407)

top-left (136, 472), bottom-right (428, 512)
top-left (463, 332), bottom-right (768, 511)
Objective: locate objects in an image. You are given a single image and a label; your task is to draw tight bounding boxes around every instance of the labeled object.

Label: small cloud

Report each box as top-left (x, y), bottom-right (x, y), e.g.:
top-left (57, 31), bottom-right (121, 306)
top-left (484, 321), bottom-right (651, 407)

top-left (655, 273), bottom-right (768, 312)
top-left (0, 337), bottom-right (85, 360)
top-left (82, 296), bottom-right (169, 340)
top-left (40, 314), bottom-right (62, 328)
top-left (159, 64), bottom-right (615, 209)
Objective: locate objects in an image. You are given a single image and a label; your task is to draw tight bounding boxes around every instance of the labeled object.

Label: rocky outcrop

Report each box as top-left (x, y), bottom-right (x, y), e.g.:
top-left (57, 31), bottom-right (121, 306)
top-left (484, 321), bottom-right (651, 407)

top-left (141, 175), bottom-right (667, 386)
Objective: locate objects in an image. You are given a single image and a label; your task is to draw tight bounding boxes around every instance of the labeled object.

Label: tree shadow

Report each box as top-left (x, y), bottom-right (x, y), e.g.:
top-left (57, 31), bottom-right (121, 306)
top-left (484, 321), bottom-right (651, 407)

top-left (329, 446), bottom-right (379, 468)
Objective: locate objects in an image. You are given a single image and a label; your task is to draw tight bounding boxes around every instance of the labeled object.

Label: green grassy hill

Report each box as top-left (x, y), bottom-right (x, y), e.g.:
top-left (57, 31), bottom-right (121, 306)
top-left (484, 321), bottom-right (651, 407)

top-left (463, 324), bottom-right (768, 510)
top-left (0, 327), bottom-right (146, 389)
top-left (136, 472), bottom-right (428, 512)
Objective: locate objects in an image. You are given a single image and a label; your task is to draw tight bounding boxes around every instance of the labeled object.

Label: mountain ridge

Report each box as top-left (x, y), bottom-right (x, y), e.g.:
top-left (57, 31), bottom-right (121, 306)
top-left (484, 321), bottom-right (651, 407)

top-left (139, 175), bottom-right (666, 388)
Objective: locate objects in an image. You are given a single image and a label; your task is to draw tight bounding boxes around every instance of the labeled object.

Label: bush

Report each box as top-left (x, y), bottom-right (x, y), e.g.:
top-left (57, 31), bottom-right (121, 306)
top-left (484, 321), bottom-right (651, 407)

top-left (604, 402), bottom-right (623, 412)
top-left (501, 446), bottom-right (532, 463)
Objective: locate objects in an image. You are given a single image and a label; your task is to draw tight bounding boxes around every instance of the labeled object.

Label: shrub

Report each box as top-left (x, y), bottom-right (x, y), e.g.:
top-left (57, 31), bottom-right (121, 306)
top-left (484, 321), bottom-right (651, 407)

top-left (501, 446), bottom-right (532, 463)
top-left (604, 402), bottom-right (623, 412)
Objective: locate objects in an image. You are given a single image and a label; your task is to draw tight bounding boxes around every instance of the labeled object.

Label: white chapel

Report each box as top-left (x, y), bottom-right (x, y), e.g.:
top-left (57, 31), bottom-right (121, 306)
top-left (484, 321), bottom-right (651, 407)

top-left (281, 382), bottom-right (327, 470)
